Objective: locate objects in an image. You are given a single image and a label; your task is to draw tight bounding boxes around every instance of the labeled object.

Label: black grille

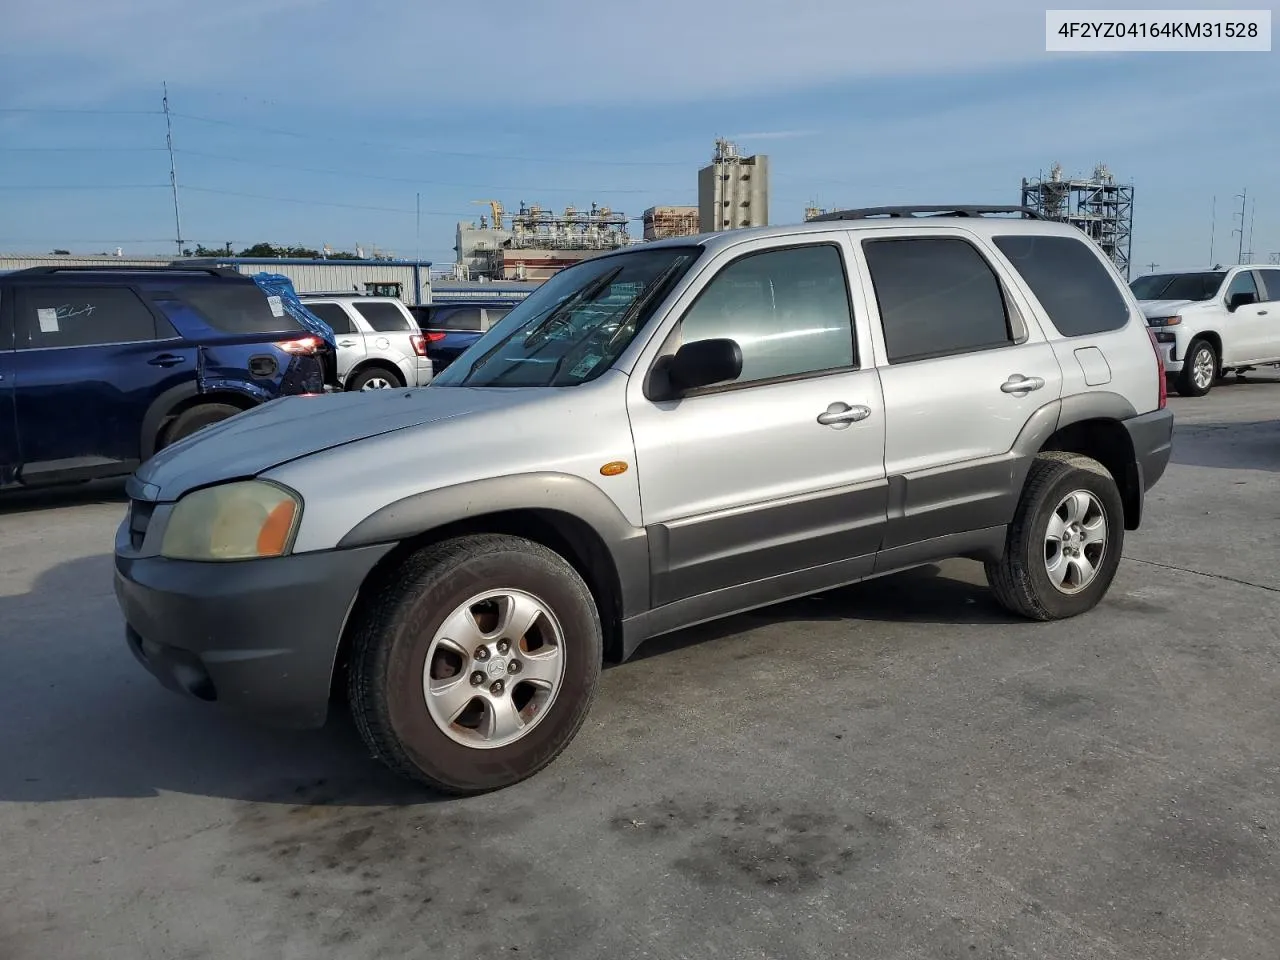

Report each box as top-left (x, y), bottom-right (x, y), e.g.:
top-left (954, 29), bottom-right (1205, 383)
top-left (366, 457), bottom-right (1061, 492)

top-left (128, 499), bottom-right (156, 550)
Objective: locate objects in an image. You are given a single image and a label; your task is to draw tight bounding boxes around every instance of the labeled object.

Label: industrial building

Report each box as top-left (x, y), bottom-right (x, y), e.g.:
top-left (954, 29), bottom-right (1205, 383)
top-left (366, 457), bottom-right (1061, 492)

top-left (643, 206), bottom-right (700, 240)
top-left (0, 253), bottom-right (172, 271)
top-left (1021, 162), bottom-right (1134, 279)
top-left (454, 201), bottom-right (632, 281)
top-left (698, 139), bottom-right (769, 233)
top-left (179, 256), bottom-right (434, 304)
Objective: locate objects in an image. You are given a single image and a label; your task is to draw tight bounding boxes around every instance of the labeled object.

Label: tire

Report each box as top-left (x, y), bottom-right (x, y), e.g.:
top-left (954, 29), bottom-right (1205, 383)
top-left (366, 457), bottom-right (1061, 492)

top-left (346, 365), bottom-right (404, 392)
top-left (1175, 338), bottom-right (1217, 397)
top-left (985, 451), bottom-right (1125, 621)
top-left (347, 534), bottom-right (603, 794)
top-left (160, 402), bottom-right (242, 449)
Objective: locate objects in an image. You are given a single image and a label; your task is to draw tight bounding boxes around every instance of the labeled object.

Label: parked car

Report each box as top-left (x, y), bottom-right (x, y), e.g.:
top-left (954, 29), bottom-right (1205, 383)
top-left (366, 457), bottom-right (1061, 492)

top-left (299, 295), bottom-right (433, 391)
top-left (115, 205), bottom-right (1173, 795)
top-left (0, 264), bottom-right (334, 489)
top-left (1130, 264), bottom-right (1280, 396)
top-left (407, 302), bottom-right (514, 375)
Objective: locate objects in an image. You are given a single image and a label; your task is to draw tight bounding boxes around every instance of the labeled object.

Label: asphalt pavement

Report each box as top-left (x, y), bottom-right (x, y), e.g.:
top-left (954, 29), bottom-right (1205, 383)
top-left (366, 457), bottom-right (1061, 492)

top-left (2, 374), bottom-right (1278, 960)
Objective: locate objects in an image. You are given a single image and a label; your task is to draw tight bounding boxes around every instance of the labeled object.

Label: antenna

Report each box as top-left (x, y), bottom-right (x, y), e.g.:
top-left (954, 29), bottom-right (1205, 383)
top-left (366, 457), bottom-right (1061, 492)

top-left (1233, 188), bottom-right (1247, 264)
top-left (162, 82), bottom-right (184, 256)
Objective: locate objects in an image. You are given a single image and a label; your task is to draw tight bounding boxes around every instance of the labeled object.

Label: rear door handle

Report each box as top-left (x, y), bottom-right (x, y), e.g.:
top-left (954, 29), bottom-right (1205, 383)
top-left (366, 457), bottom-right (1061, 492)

top-left (817, 402), bottom-right (872, 427)
top-left (1001, 375), bottom-right (1045, 395)
top-left (338, 339), bottom-right (359, 347)
top-left (147, 354), bottom-right (186, 368)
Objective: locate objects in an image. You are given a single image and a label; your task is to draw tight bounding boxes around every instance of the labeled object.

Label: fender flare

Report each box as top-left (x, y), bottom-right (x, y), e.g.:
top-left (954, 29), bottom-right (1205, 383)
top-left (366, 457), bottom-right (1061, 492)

top-left (336, 471), bottom-right (651, 620)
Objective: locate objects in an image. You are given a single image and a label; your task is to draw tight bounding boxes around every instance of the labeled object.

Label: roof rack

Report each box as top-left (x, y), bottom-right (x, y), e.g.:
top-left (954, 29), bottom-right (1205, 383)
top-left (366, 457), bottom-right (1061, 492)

top-left (808, 205), bottom-right (1043, 222)
top-left (7, 264), bottom-right (244, 278)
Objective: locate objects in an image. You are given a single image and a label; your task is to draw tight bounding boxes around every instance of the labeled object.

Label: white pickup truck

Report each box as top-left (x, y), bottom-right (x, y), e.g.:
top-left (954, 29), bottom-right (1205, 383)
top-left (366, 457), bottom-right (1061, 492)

top-left (1131, 265), bottom-right (1280, 396)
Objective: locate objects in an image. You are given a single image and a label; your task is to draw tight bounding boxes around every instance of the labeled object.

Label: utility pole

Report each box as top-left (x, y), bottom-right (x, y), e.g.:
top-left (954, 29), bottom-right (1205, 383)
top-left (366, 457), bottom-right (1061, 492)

top-left (163, 82), bottom-right (184, 256)
top-left (1233, 188), bottom-right (1247, 264)
top-left (415, 192), bottom-right (421, 264)
top-left (1145, 261), bottom-right (1159, 273)
top-left (1244, 197), bottom-right (1256, 263)
top-left (1270, 252), bottom-right (1280, 265)
top-left (1208, 195), bottom-right (1216, 265)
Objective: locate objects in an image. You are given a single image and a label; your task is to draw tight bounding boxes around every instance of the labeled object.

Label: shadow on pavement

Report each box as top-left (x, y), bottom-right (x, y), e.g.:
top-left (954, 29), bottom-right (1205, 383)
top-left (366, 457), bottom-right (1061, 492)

top-left (1, 554), bottom-right (1006, 807)
top-left (1170, 420), bottom-right (1280, 473)
top-left (0, 479), bottom-right (128, 516)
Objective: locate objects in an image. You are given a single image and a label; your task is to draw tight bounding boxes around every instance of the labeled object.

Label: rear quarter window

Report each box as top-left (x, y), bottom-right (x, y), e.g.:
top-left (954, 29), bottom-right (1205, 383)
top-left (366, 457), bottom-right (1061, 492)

top-left (429, 307), bottom-right (485, 331)
top-left (353, 301), bottom-right (414, 332)
top-left (170, 281), bottom-right (306, 335)
top-left (992, 234), bottom-right (1130, 337)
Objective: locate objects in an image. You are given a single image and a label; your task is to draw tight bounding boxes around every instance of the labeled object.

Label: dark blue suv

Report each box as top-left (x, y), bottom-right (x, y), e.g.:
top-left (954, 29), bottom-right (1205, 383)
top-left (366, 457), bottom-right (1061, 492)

top-left (0, 265), bottom-right (336, 489)
top-left (407, 301), bottom-right (516, 375)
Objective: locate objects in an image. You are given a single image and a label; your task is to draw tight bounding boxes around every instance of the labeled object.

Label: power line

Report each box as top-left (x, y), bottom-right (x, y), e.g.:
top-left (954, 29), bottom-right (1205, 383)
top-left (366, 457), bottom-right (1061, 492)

top-left (0, 107), bottom-right (163, 116)
top-left (0, 146), bottom-right (168, 153)
top-left (0, 183), bottom-right (170, 190)
top-left (169, 111), bottom-right (693, 167)
top-left (174, 147), bottom-right (662, 195)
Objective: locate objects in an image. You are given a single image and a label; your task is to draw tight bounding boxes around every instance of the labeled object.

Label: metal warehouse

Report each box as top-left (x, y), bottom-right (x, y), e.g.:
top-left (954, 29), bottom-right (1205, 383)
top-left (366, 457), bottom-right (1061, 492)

top-left (176, 257), bottom-right (435, 305)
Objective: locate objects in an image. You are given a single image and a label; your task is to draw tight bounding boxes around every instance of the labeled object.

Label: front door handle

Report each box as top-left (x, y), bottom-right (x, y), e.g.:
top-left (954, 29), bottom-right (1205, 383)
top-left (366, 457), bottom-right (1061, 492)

top-left (1258, 309), bottom-right (1269, 316)
top-left (817, 402), bottom-right (872, 427)
top-left (1001, 374), bottom-right (1045, 395)
top-left (147, 354), bottom-right (186, 368)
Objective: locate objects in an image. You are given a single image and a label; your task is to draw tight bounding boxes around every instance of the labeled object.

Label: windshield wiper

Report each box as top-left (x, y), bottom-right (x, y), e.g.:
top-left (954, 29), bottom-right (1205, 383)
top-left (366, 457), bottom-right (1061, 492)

top-left (522, 265), bottom-right (623, 349)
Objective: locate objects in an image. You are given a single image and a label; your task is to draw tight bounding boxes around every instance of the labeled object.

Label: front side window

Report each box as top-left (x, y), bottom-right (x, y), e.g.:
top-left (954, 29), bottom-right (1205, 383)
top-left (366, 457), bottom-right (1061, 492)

top-left (1225, 270), bottom-right (1259, 306)
top-left (15, 285), bottom-right (159, 349)
top-left (677, 244), bottom-right (855, 385)
top-left (434, 247), bottom-right (700, 387)
top-left (993, 234), bottom-right (1129, 337)
top-left (353, 301), bottom-right (413, 332)
top-left (863, 237), bottom-right (1012, 364)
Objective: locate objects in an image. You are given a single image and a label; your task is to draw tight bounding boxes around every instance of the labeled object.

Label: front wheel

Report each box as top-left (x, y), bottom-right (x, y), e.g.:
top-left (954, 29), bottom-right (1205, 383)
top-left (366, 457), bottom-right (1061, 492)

top-left (347, 534), bottom-right (603, 794)
top-left (1175, 339), bottom-right (1217, 397)
top-left (986, 452), bottom-right (1125, 621)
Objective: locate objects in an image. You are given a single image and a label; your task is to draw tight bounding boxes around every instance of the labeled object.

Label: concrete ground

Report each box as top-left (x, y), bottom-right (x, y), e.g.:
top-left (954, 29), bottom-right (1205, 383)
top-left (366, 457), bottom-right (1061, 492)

top-left (2, 375), bottom-right (1278, 960)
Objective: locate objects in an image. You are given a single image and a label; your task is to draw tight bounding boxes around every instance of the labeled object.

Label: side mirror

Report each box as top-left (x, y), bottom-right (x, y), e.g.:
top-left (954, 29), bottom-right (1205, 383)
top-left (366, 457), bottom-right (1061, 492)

top-left (659, 338), bottom-right (743, 397)
top-left (1227, 291), bottom-right (1257, 311)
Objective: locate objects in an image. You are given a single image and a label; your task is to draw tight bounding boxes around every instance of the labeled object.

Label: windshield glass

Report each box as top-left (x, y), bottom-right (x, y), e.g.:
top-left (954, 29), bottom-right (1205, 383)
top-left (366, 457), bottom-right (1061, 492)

top-left (1130, 271), bottom-right (1225, 302)
top-left (432, 246), bottom-right (701, 387)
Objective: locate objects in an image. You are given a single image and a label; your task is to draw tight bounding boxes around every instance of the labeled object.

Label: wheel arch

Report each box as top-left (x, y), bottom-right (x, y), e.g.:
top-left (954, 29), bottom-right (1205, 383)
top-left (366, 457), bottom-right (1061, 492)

top-left (140, 383), bottom-right (262, 459)
top-left (345, 358), bottom-right (406, 389)
top-left (1037, 393), bottom-right (1142, 531)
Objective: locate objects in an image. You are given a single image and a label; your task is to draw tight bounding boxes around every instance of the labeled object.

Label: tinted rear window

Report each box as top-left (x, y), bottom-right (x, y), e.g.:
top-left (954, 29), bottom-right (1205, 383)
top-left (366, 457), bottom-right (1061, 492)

top-left (353, 301), bottom-right (413, 332)
top-left (172, 281), bottom-right (305, 334)
top-left (993, 234), bottom-right (1129, 337)
top-left (305, 302), bottom-right (357, 334)
top-left (429, 307), bottom-right (485, 331)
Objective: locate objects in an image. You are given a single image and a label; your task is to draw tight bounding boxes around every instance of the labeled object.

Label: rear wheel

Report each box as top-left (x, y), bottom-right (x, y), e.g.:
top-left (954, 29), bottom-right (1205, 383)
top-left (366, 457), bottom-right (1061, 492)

top-left (1175, 338), bottom-right (1217, 397)
top-left (347, 534), bottom-right (603, 794)
top-left (159, 402), bottom-right (242, 449)
top-left (347, 365), bottom-right (404, 391)
top-left (986, 452), bottom-right (1125, 621)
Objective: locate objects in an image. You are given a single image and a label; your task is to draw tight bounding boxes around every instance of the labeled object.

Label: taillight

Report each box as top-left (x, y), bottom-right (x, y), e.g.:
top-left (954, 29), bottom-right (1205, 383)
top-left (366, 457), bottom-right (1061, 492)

top-left (1147, 328), bottom-right (1167, 409)
top-left (425, 331), bottom-right (447, 342)
top-left (277, 335), bottom-right (320, 356)
top-left (409, 334), bottom-right (428, 357)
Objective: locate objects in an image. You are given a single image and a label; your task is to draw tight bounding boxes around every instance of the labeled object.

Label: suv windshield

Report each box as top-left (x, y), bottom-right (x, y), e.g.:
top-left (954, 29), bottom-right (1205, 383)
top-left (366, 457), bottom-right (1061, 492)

top-left (433, 246), bottom-right (700, 387)
top-left (1130, 271), bottom-right (1225, 302)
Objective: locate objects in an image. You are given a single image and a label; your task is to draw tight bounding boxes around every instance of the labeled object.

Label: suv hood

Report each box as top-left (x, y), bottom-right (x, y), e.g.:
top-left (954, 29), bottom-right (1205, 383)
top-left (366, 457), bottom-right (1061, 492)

top-left (1138, 298), bottom-right (1200, 318)
top-left (136, 387), bottom-right (511, 500)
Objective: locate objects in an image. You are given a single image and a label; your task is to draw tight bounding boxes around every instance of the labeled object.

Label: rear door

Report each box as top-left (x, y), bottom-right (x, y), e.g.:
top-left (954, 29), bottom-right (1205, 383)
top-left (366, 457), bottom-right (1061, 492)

top-left (1257, 269), bottom-right (1280, 360)
top-left (9, 282), bottom-right (198, 479)
top-left (852, 228), bottom-right (1064, 549)
top-left (305, 301), bottom-right (366, 382)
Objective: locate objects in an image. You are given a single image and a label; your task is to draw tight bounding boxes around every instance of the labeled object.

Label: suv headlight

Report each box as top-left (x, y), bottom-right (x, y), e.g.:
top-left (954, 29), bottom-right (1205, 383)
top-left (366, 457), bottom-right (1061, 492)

top-left (160, 480), bottom-right (302, 561)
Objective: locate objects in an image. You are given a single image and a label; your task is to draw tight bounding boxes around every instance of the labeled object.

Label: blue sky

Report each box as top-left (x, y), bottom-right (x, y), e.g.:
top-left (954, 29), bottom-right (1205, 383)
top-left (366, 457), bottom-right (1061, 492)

top-left (1, 0), bottom-right (1276, 274)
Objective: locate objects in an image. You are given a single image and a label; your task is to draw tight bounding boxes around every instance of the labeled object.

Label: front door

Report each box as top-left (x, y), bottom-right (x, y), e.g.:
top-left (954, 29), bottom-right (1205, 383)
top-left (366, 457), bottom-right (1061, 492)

top-left (852, 229), bottom-right (1065, 550)
top-left (0, 291), bottom-right (17, 483)
top-left (626, 238), bottom-right (888, 609)
top-left (1223, 269), bottom-right (1270, 363)
top-left (9, 283), bottom-right (196, 481)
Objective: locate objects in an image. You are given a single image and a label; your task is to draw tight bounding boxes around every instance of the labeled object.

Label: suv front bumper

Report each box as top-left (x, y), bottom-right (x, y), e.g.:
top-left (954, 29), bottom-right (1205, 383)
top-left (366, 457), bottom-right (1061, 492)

top-left (114, 535), bottom-right (393, 729)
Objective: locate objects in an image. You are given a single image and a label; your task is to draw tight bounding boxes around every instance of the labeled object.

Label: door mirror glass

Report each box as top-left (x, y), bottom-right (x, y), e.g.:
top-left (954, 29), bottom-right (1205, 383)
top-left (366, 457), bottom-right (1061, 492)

top-left (664, 337), bottom-right (743, 395)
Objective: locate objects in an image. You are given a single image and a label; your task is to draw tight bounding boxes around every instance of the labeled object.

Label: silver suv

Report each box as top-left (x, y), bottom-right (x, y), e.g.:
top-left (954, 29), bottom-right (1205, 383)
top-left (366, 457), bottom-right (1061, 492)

top-left (300, 295), bottom-right (433, 391)
top-left (114, 206), bottom-right (1174, 794)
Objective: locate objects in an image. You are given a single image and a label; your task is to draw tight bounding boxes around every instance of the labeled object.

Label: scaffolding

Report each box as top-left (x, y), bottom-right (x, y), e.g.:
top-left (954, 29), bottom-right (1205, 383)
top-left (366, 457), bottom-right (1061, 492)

top-left (505, 201), bottom-right (631, 251)
top-left (643, 205), bottom-right (700, 240)
top-left (1021, 162), bottom-right (1134, 278)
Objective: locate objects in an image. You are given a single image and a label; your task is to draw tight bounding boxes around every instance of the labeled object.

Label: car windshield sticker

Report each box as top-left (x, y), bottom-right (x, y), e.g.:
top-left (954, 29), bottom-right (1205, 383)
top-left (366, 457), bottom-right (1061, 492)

top-left (266, 295), bottom-right (284, 317)
top-left (36, 308), bottom-right (60, 333)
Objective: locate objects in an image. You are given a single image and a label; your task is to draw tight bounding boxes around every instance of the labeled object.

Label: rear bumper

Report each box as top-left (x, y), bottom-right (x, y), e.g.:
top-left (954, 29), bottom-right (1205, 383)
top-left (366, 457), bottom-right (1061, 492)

top-left (412, 356), bottom-right (434, 387)
top-left (1125, 407), bottom-right (1175, 494)
top-left (114, 541), bottom-right (394, 728)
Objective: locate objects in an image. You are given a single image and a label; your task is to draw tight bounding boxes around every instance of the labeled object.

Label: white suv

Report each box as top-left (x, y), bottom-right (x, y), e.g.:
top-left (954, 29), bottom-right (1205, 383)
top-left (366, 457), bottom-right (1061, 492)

top-left (300, 295), bottom-right (434, 391)
top-left (1131, 264), bottom-right (1280, 396)
top-left (116, 205), bottom-right (1174, 794)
